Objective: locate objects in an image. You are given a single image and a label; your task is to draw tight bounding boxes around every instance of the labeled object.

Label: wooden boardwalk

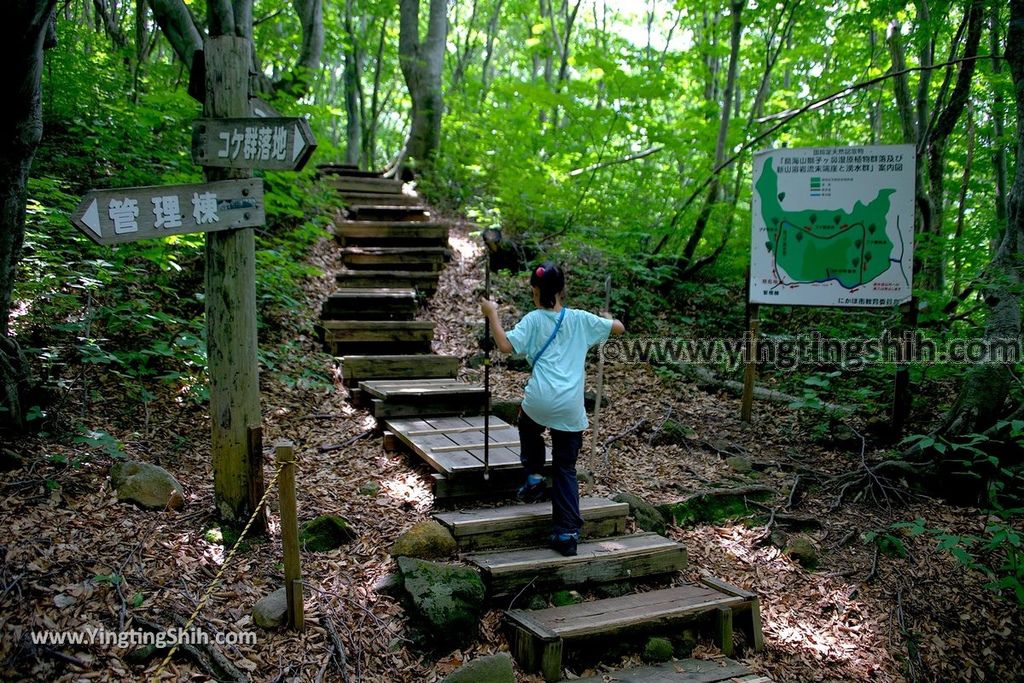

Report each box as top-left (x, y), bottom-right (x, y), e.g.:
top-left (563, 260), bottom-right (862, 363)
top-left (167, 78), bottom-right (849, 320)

top-left (317, 164), bottom-right (768, 681)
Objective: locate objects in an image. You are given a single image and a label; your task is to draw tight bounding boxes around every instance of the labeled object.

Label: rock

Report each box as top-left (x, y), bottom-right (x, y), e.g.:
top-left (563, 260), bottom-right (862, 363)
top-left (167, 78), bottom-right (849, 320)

top-left (725, 456), bottom-right (753, 473)
top-left (595, 580), bottom-right (634, 599)
top-left (526, 594), bottom-right (548, 610)
top-left (110, 461), bottom-right (185, 510)
top-left (551, 590), bottom-right (582, 606)
top-left (659, 487), bottom-right (773, 526)
top-left (656, 419), bottom-right (695, 445)
top-left (584, 390), bottom-right (611, 414)
top-left (372, 572), bottom-right (403, 597)
top-left (612, 491), bottom-right (667, 535)
top-left (786, 534), bottom-right (818, 568)
top-left (769, 529), bottom-right (789, 550)
top-left (575, 466), bottom-right (595, 485)
top-left (642, 636), bottom-right (674, 663)
top-left (397, 557), bottom-right (485, 648)
top-left (125, 644), bottom-right (159, 664)
top-left (358, 481), bottom-right (381, 496)
top-left (300, 515), bottom-right (356, 552)
top-left (252, 587), bottom-right (287, 628)
top-left (440, 653), bottom-right (515, 683)
top-left (390, 520), bottom-right (457, 560)
top-left (829, 423), bottom-right (861, 450)
top-left (0, 449), bottom-right (24, 472)
top-left (490, 399), bottom-right (522, 425)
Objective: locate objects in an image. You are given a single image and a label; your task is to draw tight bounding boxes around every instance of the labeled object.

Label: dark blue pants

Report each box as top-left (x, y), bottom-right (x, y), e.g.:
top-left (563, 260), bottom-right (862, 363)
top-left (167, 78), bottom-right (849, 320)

top-left (518, 408), bottom-right (584, 536)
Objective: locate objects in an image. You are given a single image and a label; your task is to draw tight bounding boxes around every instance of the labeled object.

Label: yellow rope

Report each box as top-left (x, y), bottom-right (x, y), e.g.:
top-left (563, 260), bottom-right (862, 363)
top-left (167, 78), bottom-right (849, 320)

top-left (149, 464), bottom-right (285, 682)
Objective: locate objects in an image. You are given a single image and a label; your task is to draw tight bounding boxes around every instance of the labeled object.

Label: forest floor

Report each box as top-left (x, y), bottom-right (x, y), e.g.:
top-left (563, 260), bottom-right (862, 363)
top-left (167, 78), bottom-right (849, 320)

top-left (1, 220), bottom-right (1022, 682)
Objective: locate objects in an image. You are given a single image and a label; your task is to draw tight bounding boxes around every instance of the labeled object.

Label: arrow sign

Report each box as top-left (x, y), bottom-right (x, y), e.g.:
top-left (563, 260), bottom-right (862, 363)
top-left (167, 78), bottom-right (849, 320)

top-left (191, 117), bottom-right (317, 171)
top-left (71, 179), bottom-right (265, 246)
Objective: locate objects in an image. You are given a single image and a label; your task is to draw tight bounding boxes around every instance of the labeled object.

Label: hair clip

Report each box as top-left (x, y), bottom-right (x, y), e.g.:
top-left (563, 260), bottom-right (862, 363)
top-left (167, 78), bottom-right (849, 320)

top-left (535, 266), bottom-right (545, 277)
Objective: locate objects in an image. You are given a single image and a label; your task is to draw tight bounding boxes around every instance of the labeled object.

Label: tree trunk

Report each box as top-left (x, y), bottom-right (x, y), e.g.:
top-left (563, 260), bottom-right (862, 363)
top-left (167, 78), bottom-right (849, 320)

top-left (938, 0), bottom-right (1024, 436)
top-left (0, 1), bottom-right (56, 432)
top-left (677, 0), bottom-right (744, 272)
top-left (398, 0), bottom-right (448, 170)
top-left (342, 0), bottom-right (362, 166)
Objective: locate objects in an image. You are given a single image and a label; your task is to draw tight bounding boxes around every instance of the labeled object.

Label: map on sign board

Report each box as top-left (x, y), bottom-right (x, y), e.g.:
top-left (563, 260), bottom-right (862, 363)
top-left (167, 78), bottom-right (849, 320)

top-left (748, 144), bottom-right (914, 308)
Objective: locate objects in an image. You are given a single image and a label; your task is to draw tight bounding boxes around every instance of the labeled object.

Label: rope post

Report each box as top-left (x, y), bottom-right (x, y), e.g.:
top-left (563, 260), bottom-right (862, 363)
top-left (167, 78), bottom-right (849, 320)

top-left (275, 442), bottom-right (304, 631)
top-left (740, 303), bottom-right (760, 423)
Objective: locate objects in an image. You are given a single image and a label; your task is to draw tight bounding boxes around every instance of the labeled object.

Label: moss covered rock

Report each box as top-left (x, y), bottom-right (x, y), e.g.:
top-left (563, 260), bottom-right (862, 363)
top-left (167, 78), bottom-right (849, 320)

top-left (440, 653), bottom-right (515, 683)
top-left (613, 491), bottom-right (667, 535)
top-left (658, 487), bottom-right (772, 526)
top-left (390, 519), bottom-right (457, 559)
top-left (397, 557), bottom-right (485, 648)
top-left (551, 589), bottom-right (583, 606)
top-left (642, 636), bottom-right (674, 663)
top-left (786, 534), bottom-right (818, 568)
top-left (300, 515), bottom-right (356, 552)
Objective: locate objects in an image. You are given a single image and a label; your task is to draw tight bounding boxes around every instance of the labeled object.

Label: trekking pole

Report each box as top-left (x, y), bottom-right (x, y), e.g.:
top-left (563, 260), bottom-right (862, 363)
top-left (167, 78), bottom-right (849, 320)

top-left (482, 246), bottom-right (492, 482)
top-left (591, 275), bottom-right (612, 473)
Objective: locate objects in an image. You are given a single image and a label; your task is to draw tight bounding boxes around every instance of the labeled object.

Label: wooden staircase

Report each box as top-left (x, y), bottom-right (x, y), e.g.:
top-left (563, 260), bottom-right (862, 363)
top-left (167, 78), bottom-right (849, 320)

top-left (318, 165), bottom-right (468, 419)
top-left (432, 499), bottom-right (765, 681)
top-left (317, 164), bottom-right (768, 682)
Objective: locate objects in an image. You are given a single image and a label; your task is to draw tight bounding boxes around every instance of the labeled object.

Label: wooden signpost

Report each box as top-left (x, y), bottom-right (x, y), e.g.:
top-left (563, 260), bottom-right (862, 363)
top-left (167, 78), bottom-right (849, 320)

top-left (68, 34), bottom-right (318, 533)
top-left (70, 179), bottom-right (264, 245)
top-left (192, 117), bottom-right (317, 171)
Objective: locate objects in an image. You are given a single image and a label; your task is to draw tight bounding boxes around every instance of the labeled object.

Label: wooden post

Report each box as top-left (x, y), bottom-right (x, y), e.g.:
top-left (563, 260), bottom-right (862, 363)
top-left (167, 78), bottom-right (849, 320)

top-left (275, 442), bottom-right (304, 631)
top-left (246, 426), bottom-right (267, 535)
top-left (203, 35), bottom-right (263, 526)
top-left (891, 296), bottom-right (918, 433)
top-left (713, 605), bottom-right (734, 656)
top-left (740, 302), bottom-right (760, 423)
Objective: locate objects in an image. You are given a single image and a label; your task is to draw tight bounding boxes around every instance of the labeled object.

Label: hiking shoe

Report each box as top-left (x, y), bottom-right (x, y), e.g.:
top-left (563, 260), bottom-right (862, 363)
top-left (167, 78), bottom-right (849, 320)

top-left (549, 532), bottom-right (579, 557)
top-left (516, 475), bottom-right (547, 503)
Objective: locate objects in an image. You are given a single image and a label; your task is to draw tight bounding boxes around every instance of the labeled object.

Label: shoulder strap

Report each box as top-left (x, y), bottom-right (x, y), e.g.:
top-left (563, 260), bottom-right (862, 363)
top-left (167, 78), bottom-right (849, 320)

top-left (531, 307), bottom-right (567, 366)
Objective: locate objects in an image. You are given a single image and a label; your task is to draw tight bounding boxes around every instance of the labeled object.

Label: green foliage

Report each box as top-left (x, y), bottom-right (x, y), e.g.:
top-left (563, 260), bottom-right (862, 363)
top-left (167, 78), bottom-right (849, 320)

top-left (881, 515), bottom-right (1024, 607)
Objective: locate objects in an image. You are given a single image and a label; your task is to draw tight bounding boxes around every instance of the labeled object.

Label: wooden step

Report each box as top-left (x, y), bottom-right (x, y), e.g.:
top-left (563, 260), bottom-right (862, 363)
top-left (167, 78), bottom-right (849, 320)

top-left (575, 658), bottom-right (769, 683)
top-left (340, 354), bottom-right (459, 386)
top-left (320, 288), bottom-right (418, 321)
top-left (340, 246), bottom-right (447, 272)
top-left (346, 204), bottom-right (431, 221)
top-left (340, 191), bottom-right (423, 206)
top-left (316, 163), bottom-right (381, 178)
top-left (327, 177), bottom-right (404, 194)
top-left (321, 321), bottom-right (435, 356)
top-left (335, 221), bottom-right (448, 246)
top-left (361, 378), bottom-right (486, 418)
top-left (433, 497), bottom-right (629, 551)
top-left (334, 270), bottom-right (439, 294)
top-left (506, 582), bottom-right (759, 681)
top-left (468, 532), bottom-right (688, 598)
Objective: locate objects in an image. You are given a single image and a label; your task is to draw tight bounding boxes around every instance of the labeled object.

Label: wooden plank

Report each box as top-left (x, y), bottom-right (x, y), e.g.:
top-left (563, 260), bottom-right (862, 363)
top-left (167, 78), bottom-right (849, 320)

top-left (316, 164), bottom-right (380, 178)
top-left (573, 658), bottom-right (757, 683)
top-left (341, 192), bottom-right (423, 206)
top-left (431, 471), bottom-right (540, 501)
top-left (426, 416), bottom-right (520, 468)
top-left (370, 397), bottom-right (484, 419)
top-left (340, 355), bottom-right (459, 383)
top-left (522, 584), bottom-right (745, 639)
top-left (431, 440), bottom-right (519, 453)
top-left (333, 223), bottom-right (442, 239)
top-left (323, 321), bottom-right (435, 344)
top-left (468, 532), bottom-right (688, 597)
top-left (434, 497), bottom-right (627, 536)
top-left (327, 177), bottom-right (404, 193)
top-left (433, 497), bottom-right (628, 551)
top-left (334, 270), bottom-right (440, 292)
top-left (346, 205), bottom-right (431, 221)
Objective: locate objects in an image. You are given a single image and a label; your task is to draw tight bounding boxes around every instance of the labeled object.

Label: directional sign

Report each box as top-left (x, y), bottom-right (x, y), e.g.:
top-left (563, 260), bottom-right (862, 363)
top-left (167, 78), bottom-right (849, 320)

top-left (191, 117), bottom-right (317, 171)
top-left (71, 179), bottom-right (265, 246)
